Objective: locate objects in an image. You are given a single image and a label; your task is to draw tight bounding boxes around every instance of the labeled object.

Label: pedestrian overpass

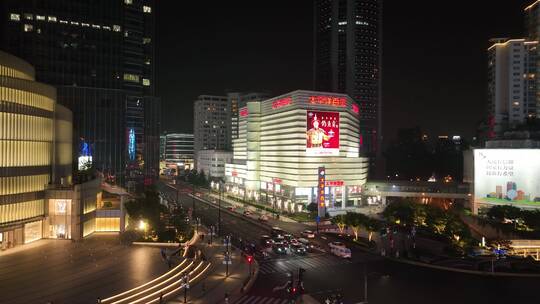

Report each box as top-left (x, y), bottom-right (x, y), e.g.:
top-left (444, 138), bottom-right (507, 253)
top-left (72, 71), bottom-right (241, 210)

top-left (362, 180), bottom-right (471, 203)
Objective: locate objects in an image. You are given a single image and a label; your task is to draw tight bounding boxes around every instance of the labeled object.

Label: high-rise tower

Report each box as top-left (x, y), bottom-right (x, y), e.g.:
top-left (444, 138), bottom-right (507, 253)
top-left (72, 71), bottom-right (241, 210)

top-left (314, 0), bottom-right (382, 176)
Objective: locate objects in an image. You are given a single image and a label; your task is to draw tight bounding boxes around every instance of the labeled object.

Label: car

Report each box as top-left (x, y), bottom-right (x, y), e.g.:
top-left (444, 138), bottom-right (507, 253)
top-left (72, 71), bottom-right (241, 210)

top-left (283, 233), bottom-right (294, 241)
top-left (331, 246), bottom-right (351, 258)
top-left (328, 241), bottom-right (346, 249)
top-left (195, 193), bottom-right (202, 197)
top-left (290, 244), bottom-right (307, 255)
top-left (301, 230), bottom-right (315, 238)
top-left (260, 235), bottom-right (273, 247)
top-left (243, 210), bottom-right (252, 216)
top-left (273, 244), bottom-right (287, 254)
top-left (258, 214), bottom-right (269, 222)
top-left (227, 206), bottom-right (236, 212)
top-left (271, 227), bottom-right (285, 238)
top-left (289, 238), bottom-right (300, 246)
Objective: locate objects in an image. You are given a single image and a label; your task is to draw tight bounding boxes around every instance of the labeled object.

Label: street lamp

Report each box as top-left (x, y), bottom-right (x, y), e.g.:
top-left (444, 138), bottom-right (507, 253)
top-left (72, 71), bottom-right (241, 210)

top-left (217, 182), bottom-right (222, 236)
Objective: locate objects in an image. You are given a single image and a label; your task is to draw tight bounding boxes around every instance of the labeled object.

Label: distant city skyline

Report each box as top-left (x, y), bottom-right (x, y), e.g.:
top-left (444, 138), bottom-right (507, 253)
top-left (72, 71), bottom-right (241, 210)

top-left (156, 1), bottom-right (531, 145)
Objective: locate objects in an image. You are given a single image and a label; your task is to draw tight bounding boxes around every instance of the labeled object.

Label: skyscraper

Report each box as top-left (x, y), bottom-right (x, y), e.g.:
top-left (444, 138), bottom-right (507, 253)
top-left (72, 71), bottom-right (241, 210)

top-left (313, 0), bottom-right (382, 175)
top-left (0, 0), bottom-right (160, 188)
top-left (193, 95), bottom-right (230, 154)
top-left (487, 38), bottom-right (538, 137)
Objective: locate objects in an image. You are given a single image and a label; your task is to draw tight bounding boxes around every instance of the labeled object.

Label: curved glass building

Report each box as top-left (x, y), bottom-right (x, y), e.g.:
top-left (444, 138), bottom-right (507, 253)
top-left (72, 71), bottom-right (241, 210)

top-left (0, 51), bottom-right (74, 249)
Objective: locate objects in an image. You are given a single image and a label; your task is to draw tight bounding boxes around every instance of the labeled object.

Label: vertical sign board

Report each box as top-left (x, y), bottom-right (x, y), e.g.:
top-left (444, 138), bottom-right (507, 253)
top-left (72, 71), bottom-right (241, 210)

top-left (318, 167), bottom-right (326, 218)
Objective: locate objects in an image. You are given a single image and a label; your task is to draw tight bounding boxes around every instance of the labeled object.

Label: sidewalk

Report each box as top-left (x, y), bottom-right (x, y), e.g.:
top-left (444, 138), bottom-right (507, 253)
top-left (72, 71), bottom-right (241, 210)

top-left (168, 230), bottom-right (256, 304)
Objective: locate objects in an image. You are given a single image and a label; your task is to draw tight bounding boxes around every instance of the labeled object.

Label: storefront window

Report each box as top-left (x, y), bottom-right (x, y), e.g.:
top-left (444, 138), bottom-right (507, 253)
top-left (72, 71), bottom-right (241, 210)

top-left (24, 221), bottom-right (42, 244)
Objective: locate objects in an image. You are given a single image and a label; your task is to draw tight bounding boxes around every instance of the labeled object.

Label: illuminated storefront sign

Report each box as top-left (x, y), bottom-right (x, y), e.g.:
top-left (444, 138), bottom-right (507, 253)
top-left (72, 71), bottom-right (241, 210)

top-left (239, 108), bottom-right (249, 117)
top-left (306, 110), bottom-right (340, 156)
top-left (309, 95), bottom-right (346, 107)
top-left (318, 167), bottom-right (326, 217)
top-left (272, 178), bottom-right (282, 184)
top-left (272, 97), bottom-right (292, 109)
top-left (325, 180), bottom-right (344, 187)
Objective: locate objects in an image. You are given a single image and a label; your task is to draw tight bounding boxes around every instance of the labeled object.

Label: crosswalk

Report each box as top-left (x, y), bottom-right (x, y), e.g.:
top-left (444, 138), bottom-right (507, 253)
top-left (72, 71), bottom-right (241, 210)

top-left (258, 254), bottom-right (348, 275)
top-left (235, 295), bottom-right (289, 304)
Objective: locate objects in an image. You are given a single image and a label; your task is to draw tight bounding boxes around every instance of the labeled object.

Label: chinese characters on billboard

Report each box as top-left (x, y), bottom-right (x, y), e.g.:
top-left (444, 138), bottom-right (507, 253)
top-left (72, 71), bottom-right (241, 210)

top-left (306, 111), bottom-right (340, 156)
top-left (474, 149), bottom-right (540, 206)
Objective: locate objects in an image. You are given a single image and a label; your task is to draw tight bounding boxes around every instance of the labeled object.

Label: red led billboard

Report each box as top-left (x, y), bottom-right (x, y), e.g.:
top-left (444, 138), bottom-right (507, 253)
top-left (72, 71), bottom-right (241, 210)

top-left (306, 110), bottom-right (340, 156)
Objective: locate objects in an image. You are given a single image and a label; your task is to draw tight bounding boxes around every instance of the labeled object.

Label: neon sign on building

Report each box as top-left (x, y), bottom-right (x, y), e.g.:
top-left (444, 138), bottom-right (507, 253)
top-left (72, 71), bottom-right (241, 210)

top-left (309, 96), bottom-right (347, 107)
top-left (128, 128), bottom-right (136, 160)
top-left (272, 97), bottom-right (292, 109)
top-left (239, 108), bottom-right (249, 117)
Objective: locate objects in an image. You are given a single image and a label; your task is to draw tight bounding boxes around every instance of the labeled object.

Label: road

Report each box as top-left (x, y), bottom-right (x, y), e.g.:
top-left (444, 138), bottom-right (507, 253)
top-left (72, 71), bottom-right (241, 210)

top-left (160, 181), bottom-right (540, 304)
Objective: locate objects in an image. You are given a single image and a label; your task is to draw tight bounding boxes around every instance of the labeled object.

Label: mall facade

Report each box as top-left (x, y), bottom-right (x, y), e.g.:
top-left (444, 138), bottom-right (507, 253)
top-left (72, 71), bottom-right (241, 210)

top-left (224, 90), bottom-right (369, 214)
top-left (0, 51), bottom-right (108, 250)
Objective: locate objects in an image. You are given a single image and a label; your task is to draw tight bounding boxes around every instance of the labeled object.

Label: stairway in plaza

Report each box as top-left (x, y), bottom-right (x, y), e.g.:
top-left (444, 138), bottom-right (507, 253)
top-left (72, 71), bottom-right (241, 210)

top-left (100, 256), bottom-right (211, 304)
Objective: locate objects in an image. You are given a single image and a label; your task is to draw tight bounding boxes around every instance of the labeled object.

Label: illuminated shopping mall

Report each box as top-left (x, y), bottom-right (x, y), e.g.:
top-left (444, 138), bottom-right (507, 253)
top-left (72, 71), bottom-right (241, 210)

top-left (0, 51), bottom-right (123, 250)
top-left (224, 90), bottom-right (369, 214)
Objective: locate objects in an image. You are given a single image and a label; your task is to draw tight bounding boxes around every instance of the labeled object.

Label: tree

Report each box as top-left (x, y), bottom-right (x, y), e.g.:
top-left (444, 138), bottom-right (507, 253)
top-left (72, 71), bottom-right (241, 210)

top-left (425, 204), bottom-right (447, 234)
top-left (306, 203), bottom-right (318, 213)
top-left (365, 218), bottom-right (381, 242)
top-left (486, 205), bottom-right (521, 222)
top-left (345, 212), bottom-right (369, 241)
top-left (382, 201), bottom-right (416, 226)
top-left (125, 186), bottom-right (166, 232)
top-left (197, 170), bottom-right (208, 187)
top-left (331, 214), bottom-right (346, 233)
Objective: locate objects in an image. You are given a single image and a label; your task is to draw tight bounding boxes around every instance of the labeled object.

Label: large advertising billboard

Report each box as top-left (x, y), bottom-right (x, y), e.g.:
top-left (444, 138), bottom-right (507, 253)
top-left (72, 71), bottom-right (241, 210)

top-left (306, 110), bottom-right (339, 156)
top-left (474, 149), bottom-right (540, 206)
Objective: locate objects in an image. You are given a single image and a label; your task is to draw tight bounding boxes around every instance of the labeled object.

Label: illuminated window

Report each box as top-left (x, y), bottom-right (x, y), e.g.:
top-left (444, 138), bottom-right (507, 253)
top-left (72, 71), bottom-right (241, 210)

top-left (142, 78), bottom-right (150, 86)
top-left (24, 13), bottom-right (33, 20)
top-left (24, 24), bottom-right (33, 32)
top-left (143, 6), bottom-right (152, 13)
top-left (10, 13), bottom-right (20, 21)
top-left (145, 59), bottom-right (151, 65)
top-left (36, 15), bottom-right (45, 21)
top-left (81, 23), bottom-right (90, 27)
top-left (123, 73), bottom-right (140, 83)
top-left (113, 25), bottom-right (121, 32)
top-left (92, 24), bottom-right (101, 29)
top-left (70, 21), bottom-right (79, 25)
top-left (103, 26), bottom-right (111, 30)
top-left (48, 16), bottom-right (57, 22)
top-left (55, 200), bottom-right (67, 214)
top-left (125, 0), bottom-right (133, 4)
top-left (143, 37), bottom-right (151, 44)
top-left (59, 20), bottom-right (68, 24)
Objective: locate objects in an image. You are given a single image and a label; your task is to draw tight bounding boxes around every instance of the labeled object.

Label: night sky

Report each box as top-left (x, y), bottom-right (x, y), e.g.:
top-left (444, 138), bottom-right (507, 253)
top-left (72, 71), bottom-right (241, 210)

top-left (156, 0), bottom-right (531, 146)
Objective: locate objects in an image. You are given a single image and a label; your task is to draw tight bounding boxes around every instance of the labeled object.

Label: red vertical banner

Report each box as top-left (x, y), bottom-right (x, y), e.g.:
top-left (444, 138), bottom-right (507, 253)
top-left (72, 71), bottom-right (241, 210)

top-left (318, 167), bottom-right (326, 217)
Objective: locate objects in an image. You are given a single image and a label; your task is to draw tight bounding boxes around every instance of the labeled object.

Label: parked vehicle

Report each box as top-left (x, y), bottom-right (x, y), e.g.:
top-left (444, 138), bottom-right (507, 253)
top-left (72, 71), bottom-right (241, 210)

top-left (243, 210), bottom-right (252, 216)
top-left (258, 214), bottom-right (269, 222)
top-left (331, 246), bottom-right (352, 258)
top-left (301, 230), bottom-right (315, 238)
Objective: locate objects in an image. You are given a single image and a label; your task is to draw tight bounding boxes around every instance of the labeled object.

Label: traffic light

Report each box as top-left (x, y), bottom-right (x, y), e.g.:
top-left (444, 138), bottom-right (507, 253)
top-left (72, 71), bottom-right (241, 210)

top-left (246, 255), bottom-right (253, 264)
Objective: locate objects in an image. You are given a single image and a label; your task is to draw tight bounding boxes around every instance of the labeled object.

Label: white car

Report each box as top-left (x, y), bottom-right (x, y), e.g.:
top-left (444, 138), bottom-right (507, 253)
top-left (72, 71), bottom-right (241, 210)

top-left (331, 246), bottom-right (351, 258)
top-left (328, 241), bottom-right (346, 249)
top-left (301, 230), bottom-right (315, 238)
